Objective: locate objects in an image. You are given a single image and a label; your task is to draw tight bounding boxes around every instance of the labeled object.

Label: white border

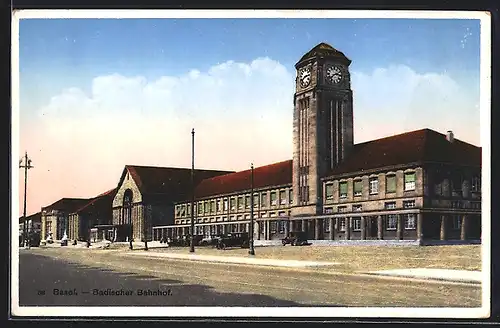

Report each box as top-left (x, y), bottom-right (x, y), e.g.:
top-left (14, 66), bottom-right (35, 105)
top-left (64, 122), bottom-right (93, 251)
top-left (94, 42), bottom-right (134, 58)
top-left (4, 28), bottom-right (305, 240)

top-left (11, 9), bottom-right (491, 319)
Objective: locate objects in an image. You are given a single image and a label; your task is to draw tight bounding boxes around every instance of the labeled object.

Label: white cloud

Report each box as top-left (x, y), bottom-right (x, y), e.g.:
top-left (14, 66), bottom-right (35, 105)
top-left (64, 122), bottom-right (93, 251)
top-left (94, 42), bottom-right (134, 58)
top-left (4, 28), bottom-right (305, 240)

top-left (20, 59), bottom-right (480, 214)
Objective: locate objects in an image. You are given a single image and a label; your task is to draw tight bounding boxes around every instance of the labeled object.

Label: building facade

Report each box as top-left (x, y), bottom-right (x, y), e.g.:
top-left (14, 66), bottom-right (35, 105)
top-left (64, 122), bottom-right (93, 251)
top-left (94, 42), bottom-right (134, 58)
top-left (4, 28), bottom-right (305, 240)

top-left (41, 198), bottom-right (90, 241)
top-left (151, 42), bottom-right (482, 244)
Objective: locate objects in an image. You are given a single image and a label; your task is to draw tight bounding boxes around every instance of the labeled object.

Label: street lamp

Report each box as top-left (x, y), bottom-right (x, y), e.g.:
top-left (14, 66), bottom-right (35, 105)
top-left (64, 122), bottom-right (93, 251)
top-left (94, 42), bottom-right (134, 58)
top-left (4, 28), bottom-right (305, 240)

top-left (249, 163), bottom-right (255, 256)
top-left (190, 128), bottom-right (196, 253)
top-left (19, 152), bottom-right (34, 249)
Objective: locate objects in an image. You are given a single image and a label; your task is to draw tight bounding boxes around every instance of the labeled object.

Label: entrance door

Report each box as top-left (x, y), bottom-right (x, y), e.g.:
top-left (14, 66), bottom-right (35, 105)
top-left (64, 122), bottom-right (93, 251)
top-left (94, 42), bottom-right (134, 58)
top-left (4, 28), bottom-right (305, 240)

top-left (368, 217), bottom-right (378, 238)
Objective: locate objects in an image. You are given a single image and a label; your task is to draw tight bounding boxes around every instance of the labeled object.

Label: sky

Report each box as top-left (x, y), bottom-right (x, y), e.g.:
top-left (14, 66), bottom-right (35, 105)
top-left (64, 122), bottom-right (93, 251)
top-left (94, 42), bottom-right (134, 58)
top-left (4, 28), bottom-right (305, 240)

top-left (16, 15), bottom-right (483, 215)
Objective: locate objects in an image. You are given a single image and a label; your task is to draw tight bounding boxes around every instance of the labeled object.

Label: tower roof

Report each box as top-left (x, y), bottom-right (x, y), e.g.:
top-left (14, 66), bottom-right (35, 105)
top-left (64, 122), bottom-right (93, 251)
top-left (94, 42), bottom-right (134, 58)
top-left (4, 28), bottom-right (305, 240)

top-left (296, 42), bottom-right (351, 67)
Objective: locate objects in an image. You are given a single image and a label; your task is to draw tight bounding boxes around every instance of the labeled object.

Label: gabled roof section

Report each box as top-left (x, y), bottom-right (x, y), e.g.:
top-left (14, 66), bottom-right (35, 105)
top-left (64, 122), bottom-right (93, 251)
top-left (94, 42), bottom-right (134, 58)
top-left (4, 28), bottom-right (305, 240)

top-left (297, 42), bottom-right (351, 66)
top-left (42, 198), bottom-right (91, 213)
top-left (73, 188), bottom-right (117, 214)
top-left (118, 165), bottom-right (234, 198)
top-left (325, 128), bottom-right (481, 178)
top-left (194, 160), bottom-right (293, 199)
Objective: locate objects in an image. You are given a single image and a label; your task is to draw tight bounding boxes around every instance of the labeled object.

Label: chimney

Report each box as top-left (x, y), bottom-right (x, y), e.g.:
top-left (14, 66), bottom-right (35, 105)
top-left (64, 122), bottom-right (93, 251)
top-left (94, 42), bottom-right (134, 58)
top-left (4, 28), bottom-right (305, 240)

top-left (446, 130), bottom-right (454, 143)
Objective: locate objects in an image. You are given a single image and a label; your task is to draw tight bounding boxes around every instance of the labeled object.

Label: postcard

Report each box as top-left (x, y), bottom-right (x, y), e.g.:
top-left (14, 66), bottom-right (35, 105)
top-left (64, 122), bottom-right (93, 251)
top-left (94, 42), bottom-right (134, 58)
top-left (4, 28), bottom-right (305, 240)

top-left (11, 9), bottom-right (491, 319)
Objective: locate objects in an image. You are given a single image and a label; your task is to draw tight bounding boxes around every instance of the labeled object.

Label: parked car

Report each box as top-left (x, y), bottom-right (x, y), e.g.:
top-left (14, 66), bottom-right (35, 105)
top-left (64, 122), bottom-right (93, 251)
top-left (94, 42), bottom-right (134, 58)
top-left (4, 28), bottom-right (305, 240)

top-left (281, 231), bottom-right (310, 246)
top-left (199, 235), bottom-right (223, 247)
top-left (216, 232), bottom-right (249, 250)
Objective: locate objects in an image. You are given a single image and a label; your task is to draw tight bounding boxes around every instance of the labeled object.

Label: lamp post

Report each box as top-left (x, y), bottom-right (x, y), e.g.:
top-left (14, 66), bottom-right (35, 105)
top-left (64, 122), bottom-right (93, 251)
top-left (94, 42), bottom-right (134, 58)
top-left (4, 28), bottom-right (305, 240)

top-left (190, 128), bottom-right (196, 253)
top-left (129, 212), bottom-right (133, 250)
top-left (249, 163), bottom-right (255, 256)
top-left (19, 152), bottom-right (34, 249)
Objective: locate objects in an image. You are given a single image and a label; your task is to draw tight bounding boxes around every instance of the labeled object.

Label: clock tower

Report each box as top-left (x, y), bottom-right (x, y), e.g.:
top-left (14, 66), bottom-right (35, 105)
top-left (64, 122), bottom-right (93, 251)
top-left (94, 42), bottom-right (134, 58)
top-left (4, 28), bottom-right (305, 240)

top-left (291, 43), bottom-right (354, 216)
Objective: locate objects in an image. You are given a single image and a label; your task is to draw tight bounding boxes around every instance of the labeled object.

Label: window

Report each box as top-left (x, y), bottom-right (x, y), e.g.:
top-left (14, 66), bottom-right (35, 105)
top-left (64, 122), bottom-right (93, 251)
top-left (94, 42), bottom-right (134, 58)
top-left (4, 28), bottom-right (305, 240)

top-left (204, 202), bottom-right (208, 213)
top-left (181, 205), bottom-right (186, 216)
top-left (253, 194), bottom-right (259, 208)
top-left (245, 195), bottom-right (250, 209)
top-left (324, 207), bottom-right (334, 214)
top-left (404, 214), bottom-right (416, 229)
top-left (451, 175), bottom-right (462, 192)
top-left (223, 199), bottom-right (228, 211)
top-left (210, 201), bottom-right (215, 213)
top-left (354, 180), bottom-right (363, 196)
top-left (339, 182), bottom-right (348, 198)
top-left (385, 202), bottom-right (396, 210)
top-left (230, 198), bottom-right (235, 210)
top-left (451, 201), bottom-right (462, 209)
top-left (187, 204), bottom-right (191, 215)
top-left (175, 206), bottom-right (181, 216)
top-left (261, 193), bottom-right (268, 207)
top-left (452, 216), bottom-right (462, 230)
top-left (271, 192), bottom-right (277, 206)
top-left (198, 203), bottom-right (203, 215)
top-left (369, 177), bottom-right (379, 194)
top-left (352, 218), bottom-right (361, 231)
top-left (324, 219), bottom-right (331, 232)
top-left (337, 206), bottom-right (347, 213)
top-left (403, 200), bottom-right (416, 208)
top-left (471, 176), bottom-right (481, 192)
top-left (237, 197), bottom-right (243, 210)
top-left (353, 205), bottom-right (362, 212)
top-left (339, 218), bottom-right (346, 231)
top-left (326, 184), bottom-right (334, 199)
top-left (404, 172), bottom-right (416, 191)
top-left (386, 215), bottom-right (397, 230)
top-left (216, 200), bottom-right (221, 212)
top-left (289, 190), bottom-right (293, 204)
top-left (280, 190), bottom-right (287, 205)
top-left (386, 175), bottom-right (396, 193)
top-left (278, 221), bottom-right (285, 233)
top-left (270, 221), bottom-right (277, 233)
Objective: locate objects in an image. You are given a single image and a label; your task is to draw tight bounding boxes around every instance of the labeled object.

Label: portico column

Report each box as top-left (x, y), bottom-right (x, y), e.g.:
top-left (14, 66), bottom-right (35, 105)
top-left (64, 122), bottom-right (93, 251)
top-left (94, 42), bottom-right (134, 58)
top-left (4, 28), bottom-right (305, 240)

top-left (461, 215), bottom-right (468, 240)
top-left (302, 219), bottom-right (307, 233)
top-left (440, 215), bottom-right (448, 241)
top-left (290, 220), bottom-right (295, 233)
top-left (396, 214), bottom-right (403, 240)
top-left (265, 220), bottom-right (270, 240)
top-left (330, 218), bottom-right (335, 240)
top-left (314, 219), bottom-right (321, 240)
top-left (361, 216), bottom-right (366, 240)
top-left (284, 220), bottom-right (289, 236)
top-left (417, 213), bottom-right (423, 241)
top-left (377, 215), bottom-right (384, 240)
top-left (345, 217), bottom-right (351, 240)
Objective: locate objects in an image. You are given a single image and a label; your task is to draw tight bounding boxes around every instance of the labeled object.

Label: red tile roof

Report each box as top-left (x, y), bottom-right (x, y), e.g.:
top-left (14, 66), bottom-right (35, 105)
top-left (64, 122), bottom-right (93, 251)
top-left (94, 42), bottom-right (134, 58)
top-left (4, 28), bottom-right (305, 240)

top-left (42, 198), bottom-right (91, 214)
top-left (122, 165), bottom-right (234, 202)
top-left (73, 188), bottom-right (117, 214)
top-left (194, 160), bottom-right (293, 199)
top-left (325, 128), bottom-right (481, 177)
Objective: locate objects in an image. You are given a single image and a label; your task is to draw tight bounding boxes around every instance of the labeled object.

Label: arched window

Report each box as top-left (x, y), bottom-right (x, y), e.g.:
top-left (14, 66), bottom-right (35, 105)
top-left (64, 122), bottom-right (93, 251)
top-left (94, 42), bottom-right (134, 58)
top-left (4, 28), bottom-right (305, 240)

top-left (123, 189), bottom-right (133, 225)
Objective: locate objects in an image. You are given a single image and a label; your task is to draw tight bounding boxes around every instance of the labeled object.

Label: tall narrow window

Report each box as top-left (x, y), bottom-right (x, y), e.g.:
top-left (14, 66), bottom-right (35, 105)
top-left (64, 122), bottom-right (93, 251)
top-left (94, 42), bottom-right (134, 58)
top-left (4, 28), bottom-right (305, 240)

top-left (223, 198), bottom-right (228, 211)
top-left (369, 177), bottom-right (379, 194)
top-left (339, 182), bottom-right (348, 198)
top-left (261, 193), bottom-right (268, 207)
top-left (230, 198), bottom-right (235, 210)
top-left (289, 190), bottom-right (293, 204)
top-left (404, 172), bottom-right (416, 191)
top-left (354, 180), bottom-right (363, 196)
top-left (386, 175), bottom-right (396, 193)
top-left (471, 176), bottom-right (481, 192)
top-left (270, 192), bottom-right (277, 206)
top-left (325, 183), bottom-right (334, 199)
top-left (279, 190), bottom-right (287, 205)
top-left (253, 194), bottom-right (259, 208)
top-left (237, 197), bottom-right (243, 210)
top-left (245, 195), bottom-right (250, 209)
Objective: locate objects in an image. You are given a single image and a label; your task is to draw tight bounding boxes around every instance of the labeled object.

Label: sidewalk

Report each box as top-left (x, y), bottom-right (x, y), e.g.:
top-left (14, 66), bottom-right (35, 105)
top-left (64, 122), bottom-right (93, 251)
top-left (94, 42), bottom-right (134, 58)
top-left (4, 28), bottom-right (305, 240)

top-left (125, 251), bottom-right (340, 268)
top-left (367, 268), bottom-right (482, 284)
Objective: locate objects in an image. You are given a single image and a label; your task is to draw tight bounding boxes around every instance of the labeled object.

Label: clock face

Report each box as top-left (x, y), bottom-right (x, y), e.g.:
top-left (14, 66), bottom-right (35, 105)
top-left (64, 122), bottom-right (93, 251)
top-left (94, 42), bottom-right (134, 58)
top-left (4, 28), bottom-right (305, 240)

top-left (299, 67), bottom-right (311, 88)
top-left (326, 65), bottom-right (343, 84)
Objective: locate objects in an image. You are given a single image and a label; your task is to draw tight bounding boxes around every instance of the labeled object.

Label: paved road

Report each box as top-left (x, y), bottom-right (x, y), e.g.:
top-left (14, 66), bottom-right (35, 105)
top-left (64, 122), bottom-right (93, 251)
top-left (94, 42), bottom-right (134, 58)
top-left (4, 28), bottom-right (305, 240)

top-left (18, 248), bottom-right (481, 307)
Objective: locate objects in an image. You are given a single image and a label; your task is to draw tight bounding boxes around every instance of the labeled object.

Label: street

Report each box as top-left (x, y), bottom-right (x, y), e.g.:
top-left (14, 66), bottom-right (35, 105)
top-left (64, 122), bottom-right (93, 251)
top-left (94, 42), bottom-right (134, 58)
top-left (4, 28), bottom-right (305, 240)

top-left (18, 248), bottom-right (481, 307)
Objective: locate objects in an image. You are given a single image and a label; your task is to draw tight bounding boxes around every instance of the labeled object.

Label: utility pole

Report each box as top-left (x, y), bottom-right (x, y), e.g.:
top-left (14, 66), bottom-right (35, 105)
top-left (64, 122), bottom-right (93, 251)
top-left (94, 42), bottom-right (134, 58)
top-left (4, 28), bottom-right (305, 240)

top-left (144, 207), bottom-right (148, 251)
top-left (190, 128), bottom-right (196, 253)
top-left (19, 152), bottom-right (34, 249)
top-left (249, 163), bottom-right (255, 256)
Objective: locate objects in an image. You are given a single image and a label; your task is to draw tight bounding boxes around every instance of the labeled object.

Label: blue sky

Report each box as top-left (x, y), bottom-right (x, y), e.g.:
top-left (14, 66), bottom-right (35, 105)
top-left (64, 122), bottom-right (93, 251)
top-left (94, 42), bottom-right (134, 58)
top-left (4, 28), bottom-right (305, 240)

top-left (17, 17), bottom-right (483, 214)
top-left (20, 18), bottom-right (480, 114)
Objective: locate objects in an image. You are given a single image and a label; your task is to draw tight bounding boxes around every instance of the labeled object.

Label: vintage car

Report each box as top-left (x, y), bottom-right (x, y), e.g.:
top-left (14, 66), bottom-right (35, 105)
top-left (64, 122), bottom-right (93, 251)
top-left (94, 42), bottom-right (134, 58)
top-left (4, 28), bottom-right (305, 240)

top-left (281, 231), bottom-right (310, 246)
top-left (199, 235), bottom-right (221, 247)
top-left (168, 235), bottom-right (204, 247)
top-left (216, 232), bottom-right (249, 250)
